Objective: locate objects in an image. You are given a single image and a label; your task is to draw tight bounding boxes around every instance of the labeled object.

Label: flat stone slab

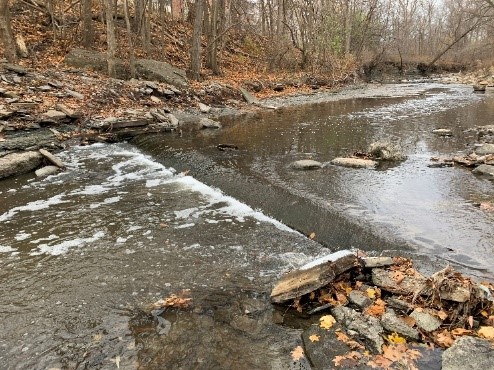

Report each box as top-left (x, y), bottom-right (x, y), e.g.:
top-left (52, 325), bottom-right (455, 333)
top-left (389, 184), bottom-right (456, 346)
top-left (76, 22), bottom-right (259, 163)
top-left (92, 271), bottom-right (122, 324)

top-left (472, 164), bottom-right (494, 178)
top-left (331, 157), bottom-right (377, 168)
top-left (198, 102), bottom-right (211, 113)
top-left (291, 159), bottom-right (323, 170)
top-left (475, 143), bottom-right (494, 155)
top-left (442, 336), bottom-right (494, 370)
top-left (381, 309), bottom-right (420, 340)
top-left (0, 151), bottom-right (43, 179)
top-left (410, 309), bottom-right (442, 332)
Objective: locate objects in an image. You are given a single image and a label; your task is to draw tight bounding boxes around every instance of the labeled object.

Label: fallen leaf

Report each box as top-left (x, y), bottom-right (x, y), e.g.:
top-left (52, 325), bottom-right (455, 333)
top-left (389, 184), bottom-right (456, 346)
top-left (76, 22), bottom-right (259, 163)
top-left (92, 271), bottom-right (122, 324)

top-left (451, 328), bottom-right (472, 337)
top-left (365, 299), bottom-right (386, 317)
top-left (110, 355), bottom-right (120, 369)
top-left (333, 351), bottom-right (362, 367)
top-left (387, 332), bottom-right (407, 344)
top-left (335, 330), bottom-right (365, 349)
top-left (478, 326), bottom-right (494, 339)
top-left (402, 316), bottom-right (416, 327)
top-left (437, 310), bottom-right (448, 321)
top-left (291, 346), bottom-right (305, 361)
top-left (390, 270), bottom-right (405, 284)
top-left (309, 334), bottom-right (320, 342)
top-left (308, 232), bottom-right (316, 240)
top-left (293, 297), bottom-right (303, 313)
top-left (480, 202), bottom-right (494, 212)
top-left (366, 288), bottom-right (377, 299)
top-left (435, 330), bottom-right (454, 347)
top-left (319, 315), bottom-right (336, 330)
top-left (367, 355), bottom-right (393, 369)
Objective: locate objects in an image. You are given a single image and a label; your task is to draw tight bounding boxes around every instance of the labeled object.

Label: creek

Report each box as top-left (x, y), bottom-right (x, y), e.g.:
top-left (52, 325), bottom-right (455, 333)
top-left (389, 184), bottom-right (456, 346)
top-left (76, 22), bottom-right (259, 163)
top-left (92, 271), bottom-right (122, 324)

top-left (0, 83), bottom-right (493, 369)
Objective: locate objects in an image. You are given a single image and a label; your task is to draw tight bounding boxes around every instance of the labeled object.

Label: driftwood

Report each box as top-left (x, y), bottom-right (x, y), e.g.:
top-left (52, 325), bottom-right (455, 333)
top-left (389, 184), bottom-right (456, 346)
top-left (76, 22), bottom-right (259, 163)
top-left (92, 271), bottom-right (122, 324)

top-left (271, 251), bottom-right (359, 304)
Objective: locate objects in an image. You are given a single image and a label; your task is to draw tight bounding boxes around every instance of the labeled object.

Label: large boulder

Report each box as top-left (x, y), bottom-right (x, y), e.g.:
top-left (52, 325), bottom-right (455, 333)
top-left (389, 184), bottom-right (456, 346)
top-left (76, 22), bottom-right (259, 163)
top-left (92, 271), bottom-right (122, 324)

top-left (473, 164), bottom-right (494, 178)
top-left (64, 48), bottom-right (128, 79)
top-left (135, 59), bottom-right (188, 88)
top-left (0, 151), bottom-right (43, 179)
top-left (64, 49), bottom-right (188, 88)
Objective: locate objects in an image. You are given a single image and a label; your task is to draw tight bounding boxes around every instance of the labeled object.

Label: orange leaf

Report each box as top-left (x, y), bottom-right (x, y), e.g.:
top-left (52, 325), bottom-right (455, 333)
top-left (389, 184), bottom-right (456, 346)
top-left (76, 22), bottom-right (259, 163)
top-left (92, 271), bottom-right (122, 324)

top-left (308, 232), bottom-right (316, 240)
top-left (437, 310), bottom-right (448, 321)
top-left (309, 334), bottom-right (320, 342)
top-left (291, 346), bottom-right (305, 361)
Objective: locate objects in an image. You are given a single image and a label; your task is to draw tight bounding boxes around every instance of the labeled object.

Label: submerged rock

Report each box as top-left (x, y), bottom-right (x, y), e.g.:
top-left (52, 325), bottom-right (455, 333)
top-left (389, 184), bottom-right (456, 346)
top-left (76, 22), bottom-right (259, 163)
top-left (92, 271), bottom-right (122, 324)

top-left (368, 141), bottom-right (407, 161)
top-left (199, 118), bottom-right (221, 129)
top-left (331, 157), bottom-right (377, 169)
top-left (291, 159), bottom-right (323, 170)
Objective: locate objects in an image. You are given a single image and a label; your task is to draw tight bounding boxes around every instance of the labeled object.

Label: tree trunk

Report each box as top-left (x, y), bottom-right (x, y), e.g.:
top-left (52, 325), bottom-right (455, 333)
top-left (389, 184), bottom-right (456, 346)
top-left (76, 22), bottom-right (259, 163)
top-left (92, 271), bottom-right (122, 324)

top-left (208, 0), bottom-right (220, 74)
top-left (81, 0), bottom-right (93, 47)
top-left (189, 0), bottom-right (204, 81)
top-left (123, 0), bottom-right (135, 78)
top-left (0, 0), bottom-right (17, 63)
top-left (104, 0), bottom-right (117, 77)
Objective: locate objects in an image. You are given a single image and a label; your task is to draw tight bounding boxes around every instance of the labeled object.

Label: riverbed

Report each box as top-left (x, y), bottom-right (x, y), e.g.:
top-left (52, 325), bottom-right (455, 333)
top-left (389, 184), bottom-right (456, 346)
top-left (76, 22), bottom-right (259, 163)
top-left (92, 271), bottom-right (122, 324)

top-left (1, 82), bottom-right (493, 369)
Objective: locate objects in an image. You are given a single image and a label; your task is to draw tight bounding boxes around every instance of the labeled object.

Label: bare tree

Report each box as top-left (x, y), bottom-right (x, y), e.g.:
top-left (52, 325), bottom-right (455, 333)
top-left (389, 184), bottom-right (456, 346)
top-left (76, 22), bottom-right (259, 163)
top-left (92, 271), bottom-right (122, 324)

top-left (0, 0), bottom-right (17, 62)
top-left (104, 0), bottom-right (117, 77)
top-left (189, 0), bottom-right (204, 80)
top-left (81, 0), bottom-right (94, 47)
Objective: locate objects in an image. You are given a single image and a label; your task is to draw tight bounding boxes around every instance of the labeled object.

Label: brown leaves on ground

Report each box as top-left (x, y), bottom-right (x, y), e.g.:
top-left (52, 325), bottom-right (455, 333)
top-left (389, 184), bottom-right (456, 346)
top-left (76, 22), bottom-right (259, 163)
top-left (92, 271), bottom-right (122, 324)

top-left (365, 298), bottom-right (386, 317)
top-left (368, 344), bottom-right (422, 370)
top-left (151, 290), bottom-right (192, 309)
top-left (335, 329), bottom-right (365, 350)
top-left (333, 351), bottom-right (363, 368)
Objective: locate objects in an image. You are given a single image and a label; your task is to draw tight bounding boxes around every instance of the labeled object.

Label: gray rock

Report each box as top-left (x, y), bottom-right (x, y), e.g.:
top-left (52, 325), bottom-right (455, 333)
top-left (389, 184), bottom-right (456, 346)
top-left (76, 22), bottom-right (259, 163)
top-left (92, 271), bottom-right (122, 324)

top-left (167, 114), bottom-right (179, 128)
top-left (368, 141), bottom-right (406, 161)
top-left (136, 59), bottom-right (188, 88)
top-left (55, 104), bottom-right (79, 119)
top-left (387, 297), bottom-right (413, 312)
top-left (239, 87), bottom-right (259, 105)
top-left (65, 89), bottom-right (84, 100)
top-left (39, 149), bottom-right (64, 168)
top-left (473, 164), bottom-right (494, 178)
top-left (64, 48), bottom-right (128, 79)
top-left (442, 336), bottom-right (494, 370)
top-left (150, 96), bottom-right (162, 104)
top-left (302, 323), bottom-right (372, 370)
top-left (199, 118), bottom-right (222, 129)
top-left (0, 151), bottom-right (43, 179)
top-left (37, 85), bottom-right (52, 92)
top-left (362, 257), bottom-right (395, 268)
top-left (475, 143), bottom-right (494, 155)
top-left (10, 102), bottom-right (38, 110)
top-left (381, 309), bottom-right (420, 340)
top-left (0, 110), bottom-right (13, 119)
top-left (35, 165), bottom-right (60, 177)
top-left (198, 102), bottom-right (211, 113)
top-left (348, 290), bottom-right (372, 309)
top-left (291, 159), bottom-right (323, 170)
top-left (4, 63), bottom-right (27, 75)
top-left (331, 157), bottom-right (377, 168)
top-left (332, 306), bottom-right (384, 354)
top-left (410, 309), bottom-right (442, 332)
top-left (41, 110), bottom-right (67, 121)
top-left (432, 129), bottom-right (453, 136)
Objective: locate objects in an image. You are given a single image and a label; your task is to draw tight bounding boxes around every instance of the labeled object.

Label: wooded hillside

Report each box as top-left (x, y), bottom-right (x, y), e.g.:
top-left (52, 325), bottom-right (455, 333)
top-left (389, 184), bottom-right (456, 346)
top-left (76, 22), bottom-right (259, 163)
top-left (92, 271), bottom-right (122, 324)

top-left (1, 0), bottom-right (494, 88)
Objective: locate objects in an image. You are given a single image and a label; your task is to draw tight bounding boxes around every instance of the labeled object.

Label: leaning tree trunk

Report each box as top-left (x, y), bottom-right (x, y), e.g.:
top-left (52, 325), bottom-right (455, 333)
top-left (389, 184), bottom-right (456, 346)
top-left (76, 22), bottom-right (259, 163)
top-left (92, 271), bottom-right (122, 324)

top-left (104, 0), bottom-right (117, 78)
top-left (189, 0), bottom-right (204, 81)
top-left (0, 0), bottom-right (18, 63)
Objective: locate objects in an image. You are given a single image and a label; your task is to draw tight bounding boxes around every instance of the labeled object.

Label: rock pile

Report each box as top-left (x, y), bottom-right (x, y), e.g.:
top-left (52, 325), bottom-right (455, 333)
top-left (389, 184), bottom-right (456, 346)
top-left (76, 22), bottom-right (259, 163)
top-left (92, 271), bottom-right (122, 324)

top-left (271, 251), bottom-right (494, 369)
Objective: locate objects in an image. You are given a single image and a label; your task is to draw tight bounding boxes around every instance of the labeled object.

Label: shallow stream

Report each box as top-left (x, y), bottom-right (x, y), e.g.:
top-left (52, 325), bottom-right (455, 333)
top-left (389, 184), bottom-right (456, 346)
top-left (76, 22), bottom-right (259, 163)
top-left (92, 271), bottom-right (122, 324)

top-left (1, 83), bottom-right (493, 369)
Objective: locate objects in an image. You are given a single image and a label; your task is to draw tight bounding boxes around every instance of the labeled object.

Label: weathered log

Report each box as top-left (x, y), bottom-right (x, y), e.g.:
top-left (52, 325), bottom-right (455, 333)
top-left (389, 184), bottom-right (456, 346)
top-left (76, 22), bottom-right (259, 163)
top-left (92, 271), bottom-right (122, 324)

top-left (270, 251), bottom-right (359, 304)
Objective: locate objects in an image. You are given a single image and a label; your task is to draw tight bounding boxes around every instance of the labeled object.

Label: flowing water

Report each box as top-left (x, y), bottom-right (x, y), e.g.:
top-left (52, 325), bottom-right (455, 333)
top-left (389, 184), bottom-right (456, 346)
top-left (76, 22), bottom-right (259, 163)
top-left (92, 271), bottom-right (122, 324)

top-left (0, 83), bottom-right (493, 369)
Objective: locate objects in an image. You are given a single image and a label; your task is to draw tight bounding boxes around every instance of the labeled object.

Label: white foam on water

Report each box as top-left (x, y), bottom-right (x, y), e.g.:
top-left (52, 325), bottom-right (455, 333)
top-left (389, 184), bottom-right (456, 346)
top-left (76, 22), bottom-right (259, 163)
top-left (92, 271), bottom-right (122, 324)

top-left (172, 176), bottom-right (296, 233)
top-left (89, 196), bottom-right (121, 209)
top-left (14, 233), bottom-right (31, 241)
top-left (0, 245), bottom-right (16, 253)
top-left (31, 231), bottom-right (105, 256)
top-left (30, 234), bottom-right (59, 244)
top-left (70, 185), bottom-right (112, 196)
top-left (0, 194), bottom-right (69, 222)
top-left (175, 223), bottom-right (195, 229)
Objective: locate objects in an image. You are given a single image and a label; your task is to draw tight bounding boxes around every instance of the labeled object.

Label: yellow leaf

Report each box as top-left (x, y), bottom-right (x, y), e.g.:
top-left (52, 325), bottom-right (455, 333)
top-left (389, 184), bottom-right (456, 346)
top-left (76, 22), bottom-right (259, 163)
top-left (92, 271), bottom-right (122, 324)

top-left (309, 334), bottom-right (320, 342)
top-left (478, 326), bottom-right (494, 339)
top-left (437, 310), bottom-right (448, 321)
top-left (387, 332), bottom-right (407, 344)
top-left (366, 288), bottom-right (376, 299)
top-left (291, 346), bottom-right (305, 361)
top-left (320, 315), bottom-right (336, 330)
top-left (309, 232), bottom-right (316, 240)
